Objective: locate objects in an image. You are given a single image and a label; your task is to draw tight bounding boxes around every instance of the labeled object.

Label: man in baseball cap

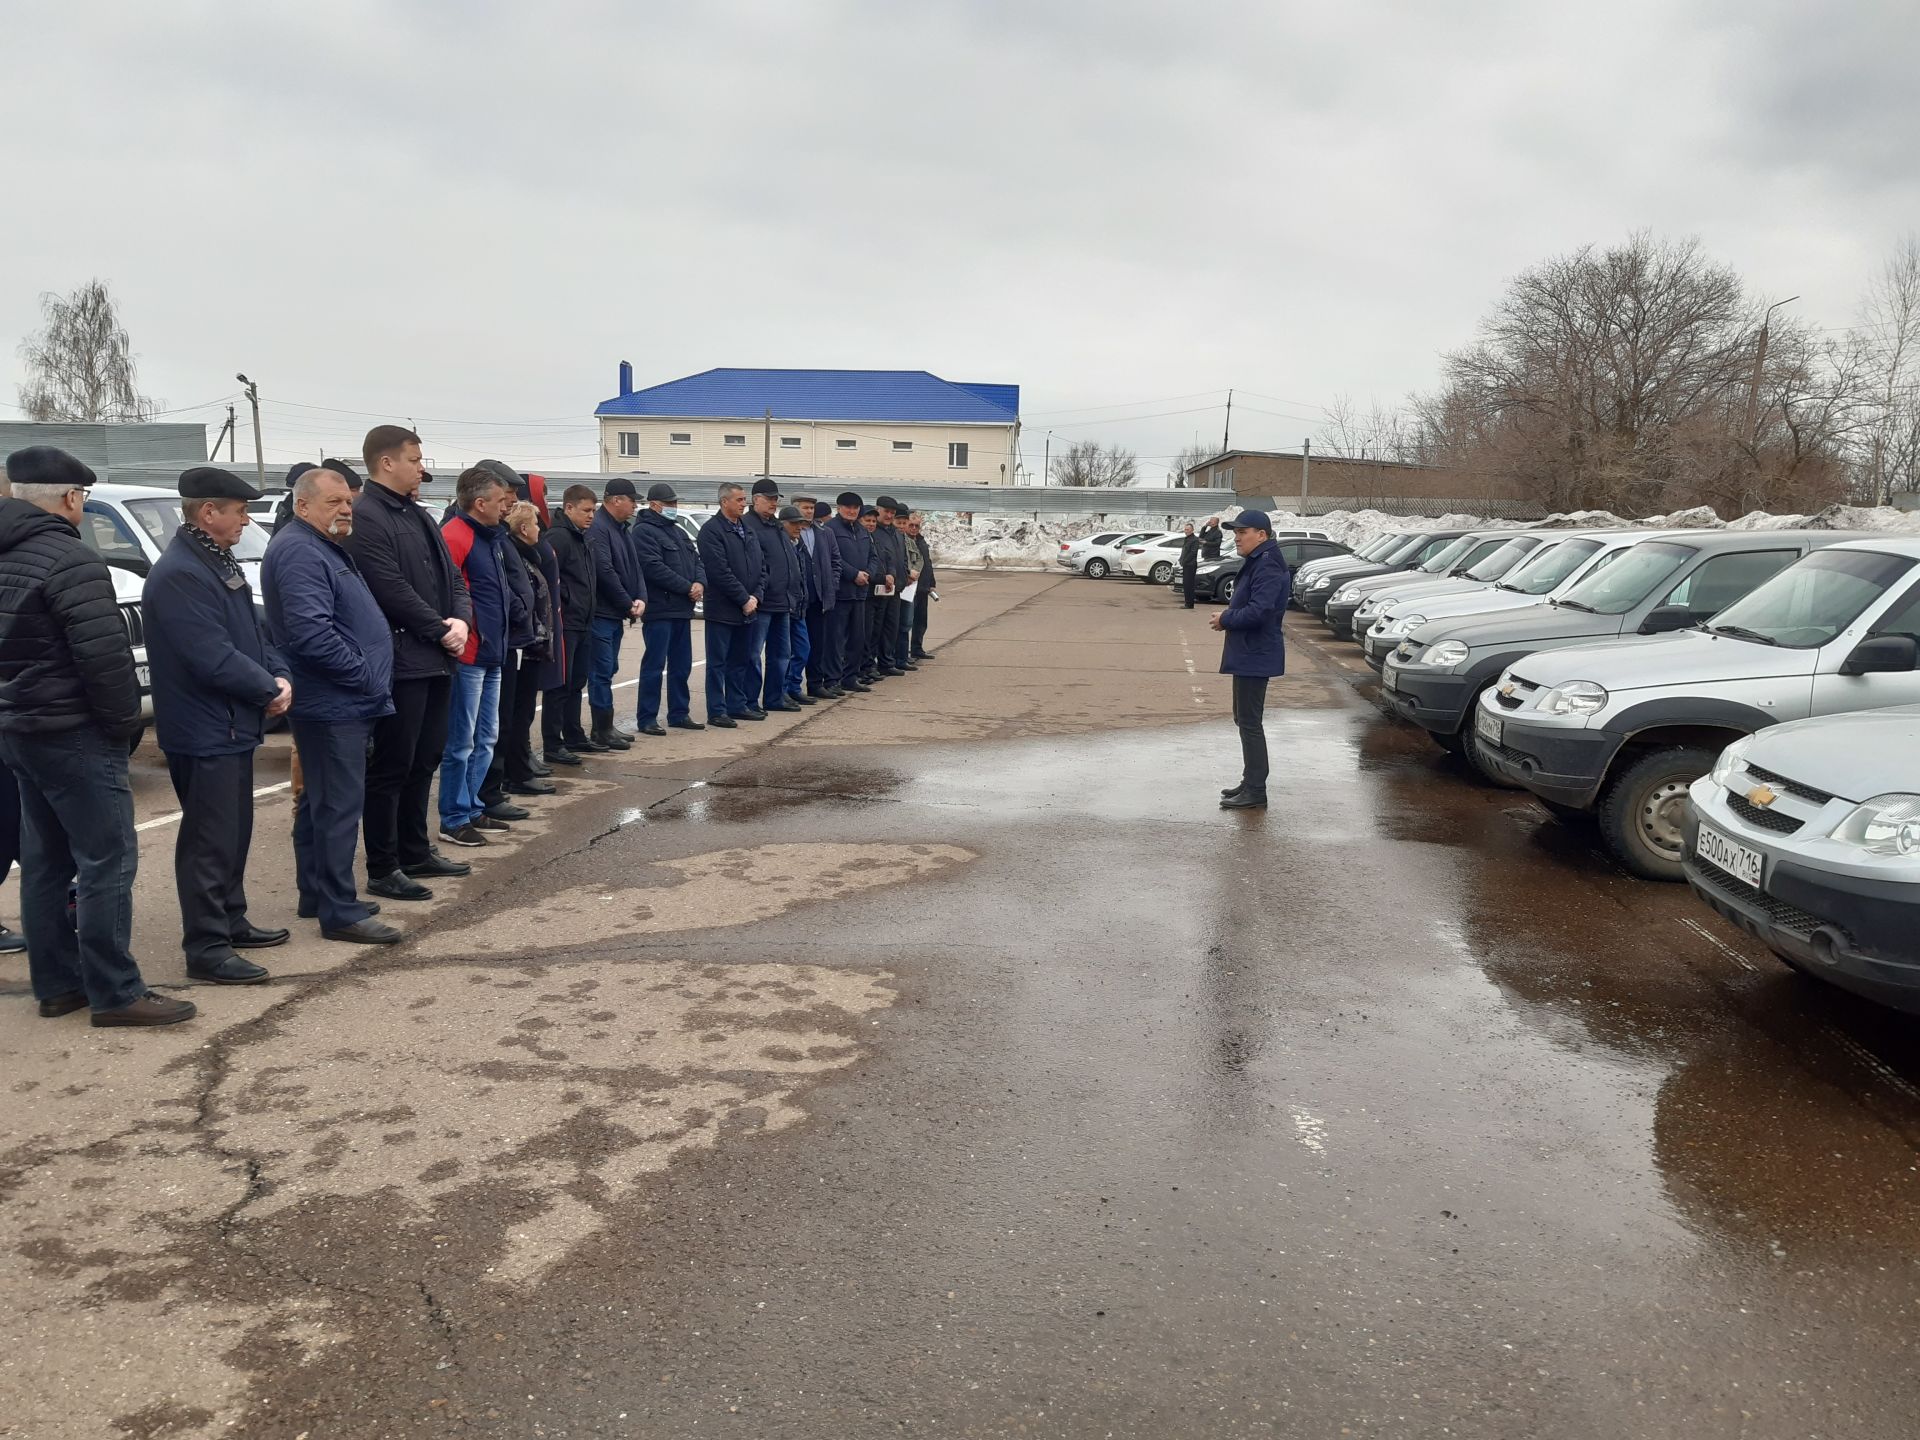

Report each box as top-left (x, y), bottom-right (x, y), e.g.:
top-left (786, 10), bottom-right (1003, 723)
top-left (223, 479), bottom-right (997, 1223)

top-left (1209, 510), bottom-right (1291, 810)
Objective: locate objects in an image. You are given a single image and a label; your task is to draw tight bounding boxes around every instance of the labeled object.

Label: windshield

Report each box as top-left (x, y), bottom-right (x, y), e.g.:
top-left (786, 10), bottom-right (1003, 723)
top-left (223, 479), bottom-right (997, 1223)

top-left (1352, 534), bottom-right (1399, 560)
top-left (125, 497), bottom-right (270, 561)
top-left (1499, 537), bottom-right (1601, 594)
top-left (1378, 533), bottom-right (1432, 565)
top-left (1464, 536), bottom-right (1539, 582)
top-left (1416, 536), bottom-right (1478, 573)
top-left (1556, 541), bottom-right (1695, 614)
top-left (1704, 549), bottom-right (1917, 649)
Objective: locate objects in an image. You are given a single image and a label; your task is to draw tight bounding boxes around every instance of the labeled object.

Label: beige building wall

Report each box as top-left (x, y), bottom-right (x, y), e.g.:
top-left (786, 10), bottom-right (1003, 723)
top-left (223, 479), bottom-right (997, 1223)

top-left (598, 417), bottom-right (1019, 484)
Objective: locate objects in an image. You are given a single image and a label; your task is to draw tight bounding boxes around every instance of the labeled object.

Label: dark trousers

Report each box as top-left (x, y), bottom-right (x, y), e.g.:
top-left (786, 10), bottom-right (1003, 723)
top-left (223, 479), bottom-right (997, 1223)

top-left (1182, 563), bottom-right (1197, 608)
top-left (1232, 675), bottom-right (1270, 793)
top-left (840, 598), bottom-right (869, 688)
top-left (807, 604), bottom-right (838, 691)
top-left (911, 588), bottom-right (931, 654)
top-left (786, 614), bottom-right (809, 697)
top-left (638, 617), bottom-right (693, 725)
top-left (705, 621), bottom-right (752, 717)
top-left (501, 648), bottom-right (540, 784)
top-left (893, 595), bottom-right (913, 667)
top-left (365, 673), bottom-right (451, 877)
top-left (756, 612), bottom-right (792, 708)
top-left (291, 715), bottom-right (375, 932)
top-left (544, 627), bottom-right (591, 750)
top-left (166, 750), bottom-right (257, 965)
top-left (866, 597), bottom-right (898, 671)
top-left (0, 727), bottom-right (144, 1012)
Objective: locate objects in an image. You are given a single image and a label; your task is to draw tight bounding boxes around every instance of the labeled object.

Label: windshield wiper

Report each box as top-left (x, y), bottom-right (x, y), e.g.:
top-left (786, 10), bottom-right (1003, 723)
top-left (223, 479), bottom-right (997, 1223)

top-left (1555, 599), bottom-right (1596, 613)
top-left (1707, 623), bottom-right (1778, 646)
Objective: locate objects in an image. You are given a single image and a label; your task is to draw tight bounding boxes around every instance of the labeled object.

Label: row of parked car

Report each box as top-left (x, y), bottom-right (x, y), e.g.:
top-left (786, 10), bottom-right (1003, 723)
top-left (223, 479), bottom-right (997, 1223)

top-left (1289, 522), bottom-right (1920, 1016)
top-left (1058, 527), bottom-right (1349, 591)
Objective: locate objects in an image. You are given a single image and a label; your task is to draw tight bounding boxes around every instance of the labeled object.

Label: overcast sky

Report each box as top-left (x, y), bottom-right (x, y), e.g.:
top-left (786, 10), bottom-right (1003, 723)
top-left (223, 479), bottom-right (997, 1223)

top-left (4, 0), bottom-right (1916, 482)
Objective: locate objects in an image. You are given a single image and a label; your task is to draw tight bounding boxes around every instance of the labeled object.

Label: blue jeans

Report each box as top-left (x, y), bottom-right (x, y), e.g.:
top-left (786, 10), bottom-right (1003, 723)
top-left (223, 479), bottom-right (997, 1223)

top-left (588, 614), bottom-right (625, 714)
top-left (439, 663), bottom-right (501, 829)
top-left (705, 621), bottom-right (752, 718)
top-left (787, 614), bottom-right (810, 697)
top-left (0, 726), bottom-right (145, 1012)
top-left (638, 617), bottom-right (693, 725)
top-left (756, 612), bottom-right (793, 708)
top-left (737, 612), bottom-right (771, 712)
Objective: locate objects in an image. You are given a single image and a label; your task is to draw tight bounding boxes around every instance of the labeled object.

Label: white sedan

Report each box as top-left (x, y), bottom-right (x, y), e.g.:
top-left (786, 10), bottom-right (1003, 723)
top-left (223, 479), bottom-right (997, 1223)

top-left (1064, 531), bottom-right (1165, 579)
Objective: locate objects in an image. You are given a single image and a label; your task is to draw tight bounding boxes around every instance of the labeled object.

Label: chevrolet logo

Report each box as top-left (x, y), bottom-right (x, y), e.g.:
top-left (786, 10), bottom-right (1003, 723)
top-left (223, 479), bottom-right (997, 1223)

top-left (1747, 784), bottom-right (1777, 808)
top-left (1498, 682), bottom-right (1516, 698)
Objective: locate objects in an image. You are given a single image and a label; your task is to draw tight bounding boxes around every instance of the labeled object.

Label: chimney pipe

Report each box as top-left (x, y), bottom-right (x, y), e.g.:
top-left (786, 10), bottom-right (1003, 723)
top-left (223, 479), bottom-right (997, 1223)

top-left (618, 360), bottom-right (633, 398)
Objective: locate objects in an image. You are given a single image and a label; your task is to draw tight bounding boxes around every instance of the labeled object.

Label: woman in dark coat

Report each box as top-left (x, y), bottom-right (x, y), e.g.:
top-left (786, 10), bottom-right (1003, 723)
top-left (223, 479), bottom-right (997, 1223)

top-left (501, 503), bottom-right (560, 790)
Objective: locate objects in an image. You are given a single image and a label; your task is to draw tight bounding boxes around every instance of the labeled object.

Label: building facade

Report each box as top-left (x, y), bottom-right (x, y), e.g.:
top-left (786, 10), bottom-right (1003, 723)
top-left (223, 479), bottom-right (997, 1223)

top-left (1185, 448), bottom-right (1532, 513)
top-left (595, 366), bottom-right (1020, 484)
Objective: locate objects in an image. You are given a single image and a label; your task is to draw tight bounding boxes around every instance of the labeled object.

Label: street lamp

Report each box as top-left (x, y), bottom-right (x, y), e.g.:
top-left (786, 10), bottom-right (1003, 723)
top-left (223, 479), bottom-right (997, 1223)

top-left (235, 373), bottom-right (265, 490)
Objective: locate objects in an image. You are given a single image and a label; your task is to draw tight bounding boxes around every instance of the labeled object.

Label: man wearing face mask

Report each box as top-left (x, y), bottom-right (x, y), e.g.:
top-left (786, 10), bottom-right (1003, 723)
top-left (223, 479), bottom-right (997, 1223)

top-left (630, 482), bottom-right (705, 736)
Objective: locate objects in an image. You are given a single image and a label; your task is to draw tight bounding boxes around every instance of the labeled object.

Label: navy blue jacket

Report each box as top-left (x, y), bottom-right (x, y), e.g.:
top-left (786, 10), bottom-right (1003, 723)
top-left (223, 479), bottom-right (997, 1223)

top-left (800, 523), bottom-right (840, 612)
top-left (588, 507), bottom-right (645, 614)
top-left (745, 509), bottom-right (804, 614)
top-left (631, 508), bottom-right (705, 621)
top-left (1217, 539), bottom-right (1290, 677)
top-left (697, 512), bottom-right (766, 626)
top-left (441, 514), bottom-right (516, 667)
top-left (262, 518), bottom-right (395, 722)
top-left (143, 529), bottom-right (288, 757)
top-left (826, 515), bottom-right (870, 603)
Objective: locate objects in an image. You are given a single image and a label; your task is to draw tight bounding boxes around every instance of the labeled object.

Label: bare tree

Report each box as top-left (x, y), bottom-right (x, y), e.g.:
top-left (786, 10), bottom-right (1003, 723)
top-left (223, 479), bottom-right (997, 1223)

top-left (16, 280), bottom-right (156, 423)
top-left (1170, 441), bottom-right (1211, 487)
top-left (1050, 440), bottom-right (1139, 487)
top-left (1852, 235), bottom-right (1920, 505)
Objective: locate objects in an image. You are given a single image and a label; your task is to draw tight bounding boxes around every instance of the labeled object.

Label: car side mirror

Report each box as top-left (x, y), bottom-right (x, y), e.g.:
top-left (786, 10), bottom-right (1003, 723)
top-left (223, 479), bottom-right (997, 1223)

top-left (1639, 604), bottom-right (1694, 635)
top-left (1839, 634), bottom-right (1920, 676)
top-left (104, 554), bottom-right (152, 579)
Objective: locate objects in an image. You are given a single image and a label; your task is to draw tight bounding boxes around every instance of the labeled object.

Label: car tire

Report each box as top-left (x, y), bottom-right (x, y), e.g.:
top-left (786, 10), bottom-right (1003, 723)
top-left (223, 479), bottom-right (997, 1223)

top-left (1596, 746), bottom-right (1717, 882)
top-left (1085, 558), bottom-right (1109, 579)
top-left (1430, 727), bottom-right (1467, 756)
top-left (1149, 561), bottom-right (1174, 585)
top-left (1218, 576), bottom-right (1236, 602)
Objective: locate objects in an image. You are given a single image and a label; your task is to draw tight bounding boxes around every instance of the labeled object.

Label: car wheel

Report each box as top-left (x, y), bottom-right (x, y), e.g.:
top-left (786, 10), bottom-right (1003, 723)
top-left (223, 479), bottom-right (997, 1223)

top-left (1149, 561), bottom-right (1174, 585)
top-left (1085, 558), bottom-right (1109, 579)
top-left (1596, 746), bottom-right (1717, 882)
top-left (1218, 576), bottom-right (1236, 602)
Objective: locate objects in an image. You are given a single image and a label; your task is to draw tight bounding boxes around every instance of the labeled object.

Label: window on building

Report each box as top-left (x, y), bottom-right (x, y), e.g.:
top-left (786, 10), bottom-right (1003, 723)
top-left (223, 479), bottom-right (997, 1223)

top-left (781, 436), bottom-right (802, 449)
top-left (617, 431), bottom-right (639, 457)
top-left (669, 432), bottom-right (692, 446)
top-left (1220, 466), bottom-right (1234, 488)
top-left (892, 440), bottom-right (913, 453)
top-left (836, 438), bottom-right (856, 450)
top-left (723, 434), bottom-right (746, 447)
top-left (948, 441), bottom-right (969, 469)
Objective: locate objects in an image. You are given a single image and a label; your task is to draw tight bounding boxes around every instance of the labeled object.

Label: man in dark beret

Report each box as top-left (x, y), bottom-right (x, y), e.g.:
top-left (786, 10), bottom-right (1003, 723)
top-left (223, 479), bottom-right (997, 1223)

top-left (824, 491), bottom-right (872, 693)
top-left (143, 467), bottom-right (294, 983)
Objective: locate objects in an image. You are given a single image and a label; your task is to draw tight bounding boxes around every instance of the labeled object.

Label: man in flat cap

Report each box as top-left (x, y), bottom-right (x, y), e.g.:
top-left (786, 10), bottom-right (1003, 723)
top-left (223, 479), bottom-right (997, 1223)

top-left (744, 478), bottom-right (802, 713)
top-left (0, 447), bottom-right (191, 1025)
top-left (144, 466), bottom-right (294, 984)
top-left (586, 477), bottom-right (646, 749)
top-left (630, 482), bottom-right (705, 735)
top-left (696, 481), bottom-right (766, 725)
top-left (868, 496), bottom-right (907, 679)
top-left (825, 492), bottom-right (872, 693)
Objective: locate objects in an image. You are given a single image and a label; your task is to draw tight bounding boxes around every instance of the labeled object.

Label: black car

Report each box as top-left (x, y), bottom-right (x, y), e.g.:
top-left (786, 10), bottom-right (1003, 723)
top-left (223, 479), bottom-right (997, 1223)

top-left (1171, 537), bottom-right (1351, 602)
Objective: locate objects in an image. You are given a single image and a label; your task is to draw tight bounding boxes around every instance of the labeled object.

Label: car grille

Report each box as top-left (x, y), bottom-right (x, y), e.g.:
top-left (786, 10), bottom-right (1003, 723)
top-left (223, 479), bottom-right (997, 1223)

top-left (1690, 857), bottom-right (1829, 938)
top-left (120, 603), bottom-right (144, 648)
top-left (1493, 676), bottom-right (1541, 710)
top-left (1744, 762), bottom-right (1835, 807)
top-left (1725, 792), bottom-right (1803, 834)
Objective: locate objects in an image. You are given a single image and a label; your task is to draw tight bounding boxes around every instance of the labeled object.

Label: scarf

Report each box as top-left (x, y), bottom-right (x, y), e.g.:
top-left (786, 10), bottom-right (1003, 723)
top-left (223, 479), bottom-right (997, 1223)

top-left (182, 523), bottom-right (244, 585)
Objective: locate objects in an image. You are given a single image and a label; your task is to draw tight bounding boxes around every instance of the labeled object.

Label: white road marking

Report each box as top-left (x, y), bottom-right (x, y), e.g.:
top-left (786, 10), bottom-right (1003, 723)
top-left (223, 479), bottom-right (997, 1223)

top-left (1290, 1108), bottom-right (1328, 1154)
top-left (1677, 916), bottom-right (1758, 973)
top-left (1176, 631), bottom-right (1208, 706)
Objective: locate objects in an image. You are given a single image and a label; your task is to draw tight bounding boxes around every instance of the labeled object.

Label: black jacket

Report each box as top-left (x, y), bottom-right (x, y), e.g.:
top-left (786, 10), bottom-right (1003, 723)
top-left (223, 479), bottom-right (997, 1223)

top-left (697, 513), bottom-right (766, 626)
top-left (745, 510), bottom-right (803, 614)
top-left (588, 508), bottom-right (645, 614)
top-left (1200, 523), bottom-right (1223, 561)
top-left (872, 522), bottom-right (908, 592)
top-left (144, 529), bottom-right (287, 756)
top-left (548, 510), bottom-right (597, 631)
top-left (499, 528), bottom-right (538, 650)
top-left (1180, 534), bottom-right (1201, 568)
top-left (826, 515), bottom-right (870, 603)
top-left (631, 508), bottom-right (705, 622)
top-left (340, 480), bottom-right (472, 681)
top-left (0, 498), bottom-right (142, 738)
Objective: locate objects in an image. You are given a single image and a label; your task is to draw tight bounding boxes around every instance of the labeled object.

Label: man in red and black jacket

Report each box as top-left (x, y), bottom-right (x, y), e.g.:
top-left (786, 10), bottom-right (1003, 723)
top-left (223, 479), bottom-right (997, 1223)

top-left (436, 468), bottom-right (525, 849)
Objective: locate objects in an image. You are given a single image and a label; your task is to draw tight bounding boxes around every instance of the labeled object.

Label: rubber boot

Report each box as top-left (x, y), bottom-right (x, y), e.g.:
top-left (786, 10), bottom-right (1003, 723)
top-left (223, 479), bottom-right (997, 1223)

top-left (591, 707), bottom-right (631, 751)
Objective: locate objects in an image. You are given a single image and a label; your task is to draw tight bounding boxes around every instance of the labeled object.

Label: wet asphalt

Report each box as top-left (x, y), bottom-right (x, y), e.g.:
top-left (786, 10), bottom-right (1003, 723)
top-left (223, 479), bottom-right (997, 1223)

top-left (5, 573), bottom-right (1919, 1439)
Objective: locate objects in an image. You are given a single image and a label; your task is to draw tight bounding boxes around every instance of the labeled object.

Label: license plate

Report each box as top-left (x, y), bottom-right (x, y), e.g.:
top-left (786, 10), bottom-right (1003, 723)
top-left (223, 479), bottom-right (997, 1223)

top-left (1697, 822), bottom-right (1763, 888)
top-left (1382, 667), bottom-right (1400, 693)
top-left (1474, 706), bottom-right (1502, 747)
top-left (135, 664), bottom-right (150, 689)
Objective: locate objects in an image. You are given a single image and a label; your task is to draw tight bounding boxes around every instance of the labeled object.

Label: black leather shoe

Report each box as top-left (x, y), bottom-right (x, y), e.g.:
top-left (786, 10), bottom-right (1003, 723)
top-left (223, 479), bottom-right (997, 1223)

top-left (545, 749), bottom-right (583, 767)
top-left (231, 924), bottom-right (290, 949)
top-left (669, 718), bottom-right (706, 730)
top-left (528, 760), bottom-right (553, 778)
top-left (509, 779), bottom-right (557, 796)
top-left (485, 801), bottom-right (531, 821)
top-left (789, 693), bottom-right (818, 706)
top-left (187, 954), bottom-right (272, 985)
top-left (1220, 784), bottom-right (1246, 798)
top-left (898, 661), bottom-right (919, 671)
top-left (848, 680), bottom-right (873, 692)
top-left (709, 714), bottom-right (738, 728)
top-left (768, 699), bottom-right (802, 712)
top-left (38, 991), bottom-right (87, 1018)
top-left (637, 724), bottom-right (666, 737)
top-left (878, 666), bottom-right (906, 676)
top-left (368, 871), bottom-right (433, 902)
top-left (299, 900), bottom-right (381, 918)
top-left (912, 650), bottom-right (935, 660)
top-left (322, 919), bottom-right (403, 945)
top-left (736, 709), bottom-right (768, 722)
top-left (404, 850), bottom-right (472, 878)
top-left (1220, 790), bottom-right (1268, 810)
top-left (0, 923), bottom-right (26, 954)
top-left (571, 735), bottom-right (608, 754)
top-left (92, 992), bottom-right (197, 1026)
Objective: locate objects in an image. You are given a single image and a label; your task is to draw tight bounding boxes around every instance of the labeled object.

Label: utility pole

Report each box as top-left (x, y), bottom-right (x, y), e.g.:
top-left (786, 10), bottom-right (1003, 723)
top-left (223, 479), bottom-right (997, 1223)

top-left (763, 408), bottom-right (771, 480)
top-left (1300, 438), bottom-right (1311, 514)
top-left (227, 405), bottom-right (236, 461)
top-left (1743, 296), bottom-right (1799, 444)
top-left (235, 374), bottom-right (264, 490)
top-left (1222, 389), bottom-right (1232, 454)
top-left (208, 406), bottom-right (235, 463)
top-left (1043, 431), bottom-right (1052, 488)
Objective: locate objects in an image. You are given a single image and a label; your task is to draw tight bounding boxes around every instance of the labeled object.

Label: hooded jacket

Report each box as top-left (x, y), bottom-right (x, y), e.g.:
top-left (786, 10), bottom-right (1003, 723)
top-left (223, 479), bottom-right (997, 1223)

top-left (631, 507), bottom-right (705, 622)
top-left (0, 497), bottom-right (142, 738)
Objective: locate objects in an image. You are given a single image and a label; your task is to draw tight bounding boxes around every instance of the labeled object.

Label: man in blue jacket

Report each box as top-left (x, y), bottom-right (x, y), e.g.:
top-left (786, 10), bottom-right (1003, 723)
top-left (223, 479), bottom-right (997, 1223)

top-left (586, 477), bottom-right (646, 749)
top-left (144, 467), bottom-right (293, 984)
top-left (825, 492), bottom-right (872, 694)
top-left (1209, 510), bottom-right (1292, 811)
top-left (744, 478), bottom-right (804, 713)
top-left (696, 481), bottom-right (766, 726)
top-left (788, 495), bottom-right (841, 702)
top-left (630, 482), bottom-right (706, 736)
top-left (262, 467), bottom-right (400, 943)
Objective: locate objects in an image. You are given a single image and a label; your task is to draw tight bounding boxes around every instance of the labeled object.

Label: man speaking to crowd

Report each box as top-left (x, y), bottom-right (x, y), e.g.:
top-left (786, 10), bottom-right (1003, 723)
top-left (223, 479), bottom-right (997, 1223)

top-left (1209, 509), bottom-right (1291, 812)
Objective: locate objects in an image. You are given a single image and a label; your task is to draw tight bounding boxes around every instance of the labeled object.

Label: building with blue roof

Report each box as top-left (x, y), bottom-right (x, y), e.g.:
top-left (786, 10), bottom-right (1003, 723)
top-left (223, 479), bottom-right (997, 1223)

top-left (595, 363), bottom-right (1021, 485)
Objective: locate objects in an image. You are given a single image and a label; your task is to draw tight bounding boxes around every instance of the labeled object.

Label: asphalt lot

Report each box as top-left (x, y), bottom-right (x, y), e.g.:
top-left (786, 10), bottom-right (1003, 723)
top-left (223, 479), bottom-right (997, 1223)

top-left (3, 568), bottom-right (1918, 1439)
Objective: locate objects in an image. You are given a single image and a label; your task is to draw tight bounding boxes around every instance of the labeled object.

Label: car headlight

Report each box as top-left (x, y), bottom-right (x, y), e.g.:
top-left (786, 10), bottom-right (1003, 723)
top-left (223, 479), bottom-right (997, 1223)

top-left (1708, 736), bottom-right (1753, 788)
top-left (1390, 613), bottom-right (1427, 635)
top-left (1421, 640), bottom-right (1469, 668)
top-left (1309, 575), bottom-right (1333, 591)
top-left (1538, 680), bottom-right (1609, 716)
top-left (1332, 586), bottom-right (1358, 604)
top-left (1828, 794), bottom-right (1920, 856)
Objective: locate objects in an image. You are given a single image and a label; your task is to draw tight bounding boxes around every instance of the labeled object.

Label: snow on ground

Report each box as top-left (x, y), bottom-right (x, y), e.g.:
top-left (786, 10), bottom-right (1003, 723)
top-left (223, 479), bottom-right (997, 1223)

top-left (926, 502), bottom-right (1920, 571)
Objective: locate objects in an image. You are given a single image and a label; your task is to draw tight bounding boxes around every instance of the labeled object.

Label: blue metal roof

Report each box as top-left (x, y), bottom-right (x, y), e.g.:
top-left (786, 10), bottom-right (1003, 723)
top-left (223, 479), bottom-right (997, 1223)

top-left (595, 368), bottom-right (1019, 424)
